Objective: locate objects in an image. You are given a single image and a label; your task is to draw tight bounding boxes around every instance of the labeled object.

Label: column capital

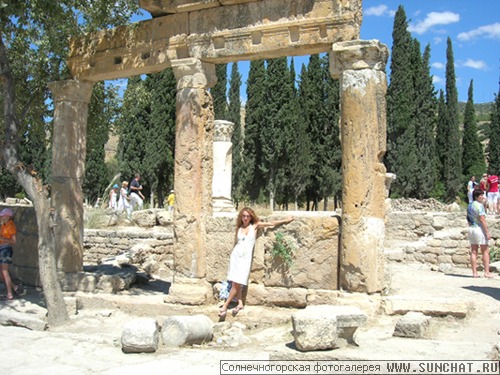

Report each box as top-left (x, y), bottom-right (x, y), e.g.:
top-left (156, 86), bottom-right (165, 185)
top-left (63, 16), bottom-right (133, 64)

top-left (214, 120), bottom-right (234, 142)
top-left (48, 80), bottom-right (94, 103)
top-left (329, 40), bottom-right (389, 79)
top-left (172, 58), bottom-right (217, 90)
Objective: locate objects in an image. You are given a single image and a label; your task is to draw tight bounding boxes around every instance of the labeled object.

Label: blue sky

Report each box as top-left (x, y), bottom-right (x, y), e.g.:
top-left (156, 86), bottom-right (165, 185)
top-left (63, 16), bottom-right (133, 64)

top-left (129, 1), bottom-right (499, 104)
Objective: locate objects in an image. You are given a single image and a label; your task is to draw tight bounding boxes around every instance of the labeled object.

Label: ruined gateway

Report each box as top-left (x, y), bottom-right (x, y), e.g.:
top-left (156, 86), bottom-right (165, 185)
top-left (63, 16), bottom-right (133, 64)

top-left (47, 0), bottom-right (389, 298)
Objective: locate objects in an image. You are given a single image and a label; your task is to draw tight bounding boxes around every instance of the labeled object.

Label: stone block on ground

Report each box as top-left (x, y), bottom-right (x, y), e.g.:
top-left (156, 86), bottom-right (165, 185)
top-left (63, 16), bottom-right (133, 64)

top-left (382, 296), bottom-right (469, 318)
top-left (163, 277), bottom-right (213, 305)
top-left (131, 209), bottom-right (157, 227)
top-left (393, 312), bottom-right (431, 338)
top-left (0, 299), bottom-right (48, 331)
top-left (291, 305), bottom-right (367, 352)
top-left (121, 317), bottom-right (159, 353)
top-left (161, 314), bottom-right (214, 347)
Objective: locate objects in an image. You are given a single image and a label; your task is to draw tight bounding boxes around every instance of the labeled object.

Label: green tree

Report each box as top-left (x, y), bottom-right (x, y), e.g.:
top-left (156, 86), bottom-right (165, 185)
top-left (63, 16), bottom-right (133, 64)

top-left (83, 82), bottom-right (119, 206)
top-left (116, 76), bottom-right (151, 199)
top-left (413, 43), bottom-right (437, 199)
top-left (262, 57), bottom-right (290, 209)
top-left (143, 68), bottom-right (176, 207)
top-left (462, 80), bottom-right (486, 181)
top-left (386, 5), bottom-right (418, 198)
top-left (1, 0), bottom-right (139, 326)
top-left (242, 60), bottom-right (267, 203)
top-left (212, 64), bottom-right (228, 120)
top-left (300, 54), bottom-right (324, 210)
top-left (442, 37), bottom-right (462, 201)
top-left (488, 78), bottom-right (500, 173)
top-left (227, 63), bottom-right (243, 204)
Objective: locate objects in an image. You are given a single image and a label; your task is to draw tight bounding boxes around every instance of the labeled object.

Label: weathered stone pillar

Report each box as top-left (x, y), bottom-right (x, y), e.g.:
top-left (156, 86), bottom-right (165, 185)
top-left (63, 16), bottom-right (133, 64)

top-left (48, 80), bottom-right (94, 273)
top-left (213, 120), bottom-right (235, 213)
top-left (330, 40), bottom-right (389, 293)
top-left (172, 58), bottom-right (216, 277)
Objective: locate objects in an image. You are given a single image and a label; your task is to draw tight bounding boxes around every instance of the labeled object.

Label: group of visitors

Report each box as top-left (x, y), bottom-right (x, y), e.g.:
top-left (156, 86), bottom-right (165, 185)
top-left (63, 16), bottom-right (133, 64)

top-left (107, 173), bottom-right (146, 219)
top-left (467, 173), bottom-right (495, 279)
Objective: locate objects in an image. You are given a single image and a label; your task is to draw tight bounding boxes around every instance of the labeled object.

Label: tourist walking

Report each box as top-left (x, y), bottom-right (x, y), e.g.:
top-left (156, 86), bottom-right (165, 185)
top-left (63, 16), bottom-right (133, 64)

top-left (167, 190), bottom-right (175, 213)
top-left (218, 207), bottom-right (294, 318)
top-left (118, 181), bottom-right (132, 219)
top-left (487, 171), bottom-right (499, 215)
top-left (0, 208), bottom-right (23, 301)
top-left (467, 176), bottom-right (477, 204)
top-left (129, 173), bottom-right (145, 211)
top-left (466, 189), bottom-right (493, 278)
top-left (108, 184), bottom-right (119, 210)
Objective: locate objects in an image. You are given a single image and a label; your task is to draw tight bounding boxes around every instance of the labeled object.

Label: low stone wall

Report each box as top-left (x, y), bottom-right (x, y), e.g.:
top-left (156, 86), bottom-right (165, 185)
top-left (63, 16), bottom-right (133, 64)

top-left (385, 211), bottom-right (500, 267)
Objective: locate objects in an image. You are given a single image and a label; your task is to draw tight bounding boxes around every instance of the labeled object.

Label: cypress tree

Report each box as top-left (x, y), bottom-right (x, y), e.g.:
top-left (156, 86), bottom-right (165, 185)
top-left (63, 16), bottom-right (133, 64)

top-left (462, 80), bottom-right (486, 181)
top-left (284, 58), bottom-right (313, 210)
top-left (116, 76), bottom-right (151, 197)
top-left (227, 63), bottom-right (243, 204)
top-left (443, 37), bottom-right (462, 201)
top-left (488, 78), bottom-right (500, 173)
top-left (83, 82), bottom-right (115, 205)
top-left (300, 54), bottom-right (324, 210)
top-left (262, 57), bottom-right (290, 210)
top-left (413, 43), bottom-right (437, 199)
top-left (144, 68), bottom-right (177, 207)
top-left (435, 89), bottom-right (447, 179)
top-left (242, 60), bottom-right (267, 203)
top-left (386, 5), bottom-right (416, 197)
top-left (212, 64), bottom-right (228, 120)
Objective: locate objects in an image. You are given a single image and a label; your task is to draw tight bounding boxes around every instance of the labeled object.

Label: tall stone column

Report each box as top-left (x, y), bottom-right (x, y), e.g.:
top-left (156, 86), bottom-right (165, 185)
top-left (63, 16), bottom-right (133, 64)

top-left (330, 40), bottom-right (389, 293)
top-left (48, 80), bottom-right (94, 273)
top-left (172, 58), bottom-right (216, 278)
top-left (213, 120), bottom-right (235, 213)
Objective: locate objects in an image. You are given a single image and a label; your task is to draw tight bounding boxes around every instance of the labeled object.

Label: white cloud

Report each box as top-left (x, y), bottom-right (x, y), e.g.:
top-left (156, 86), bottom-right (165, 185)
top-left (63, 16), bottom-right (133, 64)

top-left (432, 62), bottom-right (445, 70)
top-left (433, 37), bottom-right (443, 44)
top-left (462, 59), bottom-right (488, 70)
top-left (364, 5), bottom-right (394, 17)
top-left (408, 11), bottom-right (460, 35)
top-left (432, 75), bottom-right (443, 85)
top-left (457, 22), bottom-right (500, 41)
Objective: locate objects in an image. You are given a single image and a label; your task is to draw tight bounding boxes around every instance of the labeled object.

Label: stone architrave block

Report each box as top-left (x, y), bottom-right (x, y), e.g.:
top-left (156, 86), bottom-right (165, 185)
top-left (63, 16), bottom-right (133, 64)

top-left (121, 318), bottom-right (159, 353)
top-left (393, 311), bottom-right (431, 339)
top-left (291, 305), bottom-right (367, 352)
top-left (382, 296), bottom-right (469, 318)
top-left (162, 314), bottom-right (214, 347)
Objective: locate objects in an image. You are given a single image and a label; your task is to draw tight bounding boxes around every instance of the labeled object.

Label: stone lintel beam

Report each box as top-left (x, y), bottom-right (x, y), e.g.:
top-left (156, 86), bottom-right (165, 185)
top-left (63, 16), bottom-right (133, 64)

top-left (330, 40), bottom-right (388, 294)
top-left (67, 0), bottom-right (361, 82)
top-left (139, 0), bottom-right (258, 17)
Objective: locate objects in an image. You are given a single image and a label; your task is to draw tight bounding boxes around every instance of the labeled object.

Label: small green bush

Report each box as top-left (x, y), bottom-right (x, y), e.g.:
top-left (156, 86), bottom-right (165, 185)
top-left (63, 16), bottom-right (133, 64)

top-left (490, 245), bottom-right (500, 262)
top-left (271, 231), bottom-right (296, 267)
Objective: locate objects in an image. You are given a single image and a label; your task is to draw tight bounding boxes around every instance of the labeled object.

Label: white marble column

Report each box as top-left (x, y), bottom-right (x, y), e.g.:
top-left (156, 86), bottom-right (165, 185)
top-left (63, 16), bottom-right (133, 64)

top-left (213, 120), bottom-right (235, 212)
top-left (330, 40), bottom-right (389, 293)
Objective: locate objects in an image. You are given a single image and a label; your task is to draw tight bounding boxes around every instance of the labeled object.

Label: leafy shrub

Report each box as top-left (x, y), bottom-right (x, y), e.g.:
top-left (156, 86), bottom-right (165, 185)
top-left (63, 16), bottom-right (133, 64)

top-left (271, 231), bottom-right (296, 267)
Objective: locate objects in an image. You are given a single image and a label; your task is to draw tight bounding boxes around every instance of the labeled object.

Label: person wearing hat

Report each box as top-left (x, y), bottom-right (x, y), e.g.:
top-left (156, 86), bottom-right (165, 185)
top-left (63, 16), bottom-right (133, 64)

top-left (0, 208), bottom-right (22, 300)
top-left (108, 184), bottom-right (119, 210)
top-left (167, 189), bottom-right (175, 213)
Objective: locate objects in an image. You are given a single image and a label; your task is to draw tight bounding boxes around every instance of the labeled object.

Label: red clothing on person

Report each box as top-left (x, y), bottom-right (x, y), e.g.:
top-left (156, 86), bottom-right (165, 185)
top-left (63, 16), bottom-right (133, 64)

top-left (488, 175), bottom-right (499, 193)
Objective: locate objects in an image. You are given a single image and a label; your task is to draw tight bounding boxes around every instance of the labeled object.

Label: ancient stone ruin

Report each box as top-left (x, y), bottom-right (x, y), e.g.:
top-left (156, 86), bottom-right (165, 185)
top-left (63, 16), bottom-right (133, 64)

top-left (42, 0), bottom-right (389, 295)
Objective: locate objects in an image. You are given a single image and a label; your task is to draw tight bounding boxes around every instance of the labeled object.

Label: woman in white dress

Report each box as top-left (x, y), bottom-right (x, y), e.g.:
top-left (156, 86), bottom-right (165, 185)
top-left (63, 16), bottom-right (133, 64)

top-left (117, 181), bottom-right (131, 219)
top-left (219, 207), bottom-right (294, 318)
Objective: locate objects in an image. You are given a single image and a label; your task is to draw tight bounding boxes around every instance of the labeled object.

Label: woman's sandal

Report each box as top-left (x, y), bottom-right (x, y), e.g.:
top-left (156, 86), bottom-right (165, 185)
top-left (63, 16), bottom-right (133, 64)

top-left (232, 306), bottom-right (244, 316)
top-left (218, 309), bottom-right (227, 318)
top-left (0, 295), bottom-right (14, 301)
top-left (13, 285), bottom-right (24, 297)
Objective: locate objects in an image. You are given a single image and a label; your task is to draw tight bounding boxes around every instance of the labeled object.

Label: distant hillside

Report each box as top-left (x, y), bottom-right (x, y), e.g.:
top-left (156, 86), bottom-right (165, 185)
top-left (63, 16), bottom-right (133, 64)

top-left (458, 102), bottom-right (493, 122)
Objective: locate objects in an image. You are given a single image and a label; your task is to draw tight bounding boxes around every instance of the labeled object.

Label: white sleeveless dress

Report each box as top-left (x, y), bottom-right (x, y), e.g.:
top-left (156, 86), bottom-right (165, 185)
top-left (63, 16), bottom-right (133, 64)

top-left (227, 224), bottom-right (256, 285)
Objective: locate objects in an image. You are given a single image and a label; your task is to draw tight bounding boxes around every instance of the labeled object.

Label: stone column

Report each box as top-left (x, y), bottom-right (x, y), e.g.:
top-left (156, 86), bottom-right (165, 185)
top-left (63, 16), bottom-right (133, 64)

top-left (213, 120), bottom-right (235, 212)
top-left (330, 40), bottom-right (389, 293)
top-left (172, 58), bottom-right (216, 278)
top-left (48, 80), bottom-right (94, 273)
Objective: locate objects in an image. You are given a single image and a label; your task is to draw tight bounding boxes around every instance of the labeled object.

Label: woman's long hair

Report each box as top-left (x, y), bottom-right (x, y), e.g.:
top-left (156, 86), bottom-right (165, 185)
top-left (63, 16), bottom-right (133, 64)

top-left (234, 207), bottom-right (260, 244)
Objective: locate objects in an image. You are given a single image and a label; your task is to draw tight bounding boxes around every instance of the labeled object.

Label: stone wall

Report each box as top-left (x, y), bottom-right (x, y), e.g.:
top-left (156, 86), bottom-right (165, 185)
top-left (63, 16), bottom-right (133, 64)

top-left (385, 211), bottom-right (499, 267)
